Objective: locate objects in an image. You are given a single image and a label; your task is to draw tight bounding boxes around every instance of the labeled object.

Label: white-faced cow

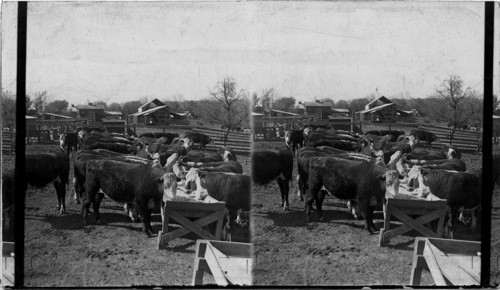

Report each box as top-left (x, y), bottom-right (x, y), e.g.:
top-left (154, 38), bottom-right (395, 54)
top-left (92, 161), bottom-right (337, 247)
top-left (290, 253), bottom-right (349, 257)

top-left (184, 132), bottom-right (214, 151)
top-left (59, 132), bottom-right (79, 155)
top-left (284, 129), bottom-right (305, 156)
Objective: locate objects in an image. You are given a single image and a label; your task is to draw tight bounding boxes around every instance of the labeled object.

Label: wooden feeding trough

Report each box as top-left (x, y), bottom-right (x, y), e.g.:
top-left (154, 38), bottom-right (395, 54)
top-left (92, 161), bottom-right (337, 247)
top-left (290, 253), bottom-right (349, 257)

top-left (192, 240), bottom-right (252, 286)
top-left (2, 242), bottom-right (15, 287)
top-left (157, 200), bottom-right (227, 249)
top-left (379, 198), bottom-right (449, 247)
top-left (410, 237), bottom-right (480, 286)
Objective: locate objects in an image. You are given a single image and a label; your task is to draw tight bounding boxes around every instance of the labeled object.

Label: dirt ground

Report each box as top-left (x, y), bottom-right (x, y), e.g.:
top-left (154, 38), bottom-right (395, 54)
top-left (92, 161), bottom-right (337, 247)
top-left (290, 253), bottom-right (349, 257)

top-left (3, 143), bottom-right (250, 287)
top-left (252, 141), bottom-right (482, 286)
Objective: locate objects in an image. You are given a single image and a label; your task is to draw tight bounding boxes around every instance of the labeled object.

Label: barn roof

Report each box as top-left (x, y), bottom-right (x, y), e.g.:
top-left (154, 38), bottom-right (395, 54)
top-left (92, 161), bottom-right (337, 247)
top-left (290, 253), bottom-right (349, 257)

top-left (357, 103), bottom-right (394, 114)
top-left (43, 112), bottom-right (73, 119)
top-left (331, 108), bottom-right (349, 113)
top-left (130, 105), bottom-right (168, 116)
top-left (303, 101), bottom-right (332, 107)
top-left (104, 111), bottom-right (123, 116)
top-left (138, 98), bottom-right (165, 110)
top-left (366, 96), bottom-right (392, 108)
top-left (270, 109), bottom-right (300, 116)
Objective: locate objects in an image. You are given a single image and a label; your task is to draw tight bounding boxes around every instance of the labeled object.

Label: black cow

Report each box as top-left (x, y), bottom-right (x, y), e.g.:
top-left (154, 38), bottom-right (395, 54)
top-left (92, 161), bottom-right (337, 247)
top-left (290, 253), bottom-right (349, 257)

top-left (306, 156), bottom-right (390, 234)
top-left (284, 129), bottom-right (305, 156)
top-left (182, 148), bottom-right (237, 163)
top-left (407, 166), bottom-right (481, 231)
top-left (364, 130), bottom-right (405, 141)
top-left (59, 132), bottom-right (79, 155)
top-left (180, 160), bottom-right (243, 175)
top-left (184, 132), bottom-right (214, 151)
top-left (404, 158), bottom-right (466, 171)
top-left (252, 149), bottom-right (294, 211)
top-left (82, 142), bottom-right (136, 154)
top-left (184, 168), bottom-right (251, 226)
top-left (410, 129), bottom-right (439, 147)
top-left (25, 153), bottom-right (70, 214)
top-left (83, 159), bottom-right (168, 237)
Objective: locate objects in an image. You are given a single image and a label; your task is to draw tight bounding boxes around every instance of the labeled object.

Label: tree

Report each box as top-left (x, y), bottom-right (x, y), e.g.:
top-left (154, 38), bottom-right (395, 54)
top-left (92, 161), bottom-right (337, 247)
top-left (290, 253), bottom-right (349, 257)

top-left (206, 77), bottom-right (248, 145)
top-left (121, 100), bottom-right (143, 116)
top-left (93, 101), bottom-right (108, 109)
top-left (335, 100), bottom-right (349, 109)
top-left (273, 97), bottom-right (296, 112)
top-left (32, 91), bottom-right (49, 113)
top-left (348, 98), bottom-right (370, 113)
top-left (1, 91), bottom-right (16, 126)
top-left (108, 102), bottom-right (122, 112)
top-left (259, 88), bottom-right (277, 112)
top-left (45, 100), bottom-right (69, 114)
top-left (428, 75), bottom-right (477, 128)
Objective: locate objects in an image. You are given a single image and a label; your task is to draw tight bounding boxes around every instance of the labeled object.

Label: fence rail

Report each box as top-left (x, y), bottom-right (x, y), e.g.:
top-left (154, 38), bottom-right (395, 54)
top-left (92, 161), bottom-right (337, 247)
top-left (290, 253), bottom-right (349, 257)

top-left (191, 127), bottom-right (251, 155)
top-left (1, 131), bottom-right (15, 154)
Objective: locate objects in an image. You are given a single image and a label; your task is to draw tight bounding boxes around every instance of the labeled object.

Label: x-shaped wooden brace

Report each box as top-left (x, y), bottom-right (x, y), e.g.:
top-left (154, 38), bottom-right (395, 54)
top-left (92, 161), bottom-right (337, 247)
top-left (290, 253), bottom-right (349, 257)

top-left (380, 205), bottom-right (448, 246)
top-left (158, 209), bottom-right (226, 249)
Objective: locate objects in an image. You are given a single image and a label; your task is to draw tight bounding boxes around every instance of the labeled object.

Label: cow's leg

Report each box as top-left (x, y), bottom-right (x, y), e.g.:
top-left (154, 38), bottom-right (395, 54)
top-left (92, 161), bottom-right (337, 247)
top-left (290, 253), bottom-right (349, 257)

top-left (53, 180), bottom-right (66, 214)
top-left (360, 199), bottom-right (375, 234)
top-left (276, 177), bottom-right (289, 211)
top-left (297, 175), bottom-right (304, 201)
top-left (306, 177), bottom-right (322, 222)
top-left (316, 190), bottom-right (327, 222)
top-left (138, 198), bottom-right (152, 237)
top-left (93, 192), bottom-right (104, 224)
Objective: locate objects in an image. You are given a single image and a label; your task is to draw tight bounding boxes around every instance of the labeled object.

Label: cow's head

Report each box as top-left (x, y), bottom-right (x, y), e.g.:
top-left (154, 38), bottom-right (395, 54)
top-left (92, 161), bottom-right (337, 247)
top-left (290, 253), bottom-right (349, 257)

top-left (406, 165), bottom-right (431, 198)
top-left (284, 130), bottom-right (292, 148)
top-left (161, 172), bottom-right (179, 201)
top-left (303, 127), bottom-right (313, 138)
top-left (178, 138), bottom-right (193, 150)
top-left (221, 148), bottom-right (236, 162)
top-left (184, 168), bottom-right (209, 200)
top-left (379, 169), bottom-right (405, 198)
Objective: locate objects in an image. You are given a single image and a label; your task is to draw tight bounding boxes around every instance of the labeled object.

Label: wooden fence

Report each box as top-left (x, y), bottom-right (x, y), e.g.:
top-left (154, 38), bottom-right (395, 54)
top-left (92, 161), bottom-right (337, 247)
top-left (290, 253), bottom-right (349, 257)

top-left (1, 131), bottom-right (15, 154)
top-left (255, 121), bottom-right (482, 153)
top-left (417, 124), bottom-right (482, 152)
top-left (190, 127), bottom-right (251, 156)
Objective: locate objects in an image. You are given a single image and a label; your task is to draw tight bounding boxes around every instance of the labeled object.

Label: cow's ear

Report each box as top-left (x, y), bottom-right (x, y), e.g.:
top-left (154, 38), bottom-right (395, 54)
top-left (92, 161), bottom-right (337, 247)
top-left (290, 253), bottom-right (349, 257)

top-left (155, 176), bottom-right (164, 183)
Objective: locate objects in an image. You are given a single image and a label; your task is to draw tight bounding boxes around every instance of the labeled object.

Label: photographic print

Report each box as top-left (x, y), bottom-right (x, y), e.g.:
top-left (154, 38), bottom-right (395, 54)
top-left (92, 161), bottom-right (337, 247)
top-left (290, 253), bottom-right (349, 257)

top-left (2, 1), bottom-right (252, 286)
top-left (251, 1), bottom-right (497, 286)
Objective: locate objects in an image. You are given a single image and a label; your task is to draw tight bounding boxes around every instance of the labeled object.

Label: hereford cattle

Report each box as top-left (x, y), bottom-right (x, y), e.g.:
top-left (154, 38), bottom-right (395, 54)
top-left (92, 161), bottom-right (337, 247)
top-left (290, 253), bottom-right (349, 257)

top-left (410, 129), bottom-right (439, 147)
top-left (284, 129), bottom-right (305, 156)
top-left (139, 133), bottom-right (179, 144)
top-left (184, 168), bottom-right (251, 223)
top-left (180, 160), bottom-right (243, 175)
top-left (405, 150), bottom-right (446, 161)
top-left (404, 158), bottom-right (466, 171)
top-left (182, 148), bottom-right (237, 163)
top-left (306, 156), bottom-right (399, 234)
top-left (59, 132), bottom-right (79, 155)
top-left (82, 142), bottom-right (136, 154)
top-left (407, 166), bottom-right (481, 230)
top-left (184, 132), bottom-right (214, 151)
top-left (83, 159), bottom-right (168, 237)
top-left (252, 149), bottom-right (294, 211)
top-left (369, 137), bottom-right (416, 152)
top-left (25, 153), bottom-right (70, 214)
top-left (296, 146), bottom-right (373, 202)
top-left (364, 130), bottom-right (405, 141)
top-left (306, 137), bottom-right (362, 152)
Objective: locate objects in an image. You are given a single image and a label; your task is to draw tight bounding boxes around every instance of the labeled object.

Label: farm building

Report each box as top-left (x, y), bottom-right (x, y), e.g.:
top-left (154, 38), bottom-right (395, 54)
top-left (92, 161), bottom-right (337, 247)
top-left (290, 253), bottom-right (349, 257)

top-left (302, 101), bottom-right (332, 119)
top-left (269, 109), bottom-right (300, 117)
top-left (103, 111), bottom-right (123, 120)
top-left (356, 96), bottom-right (397, 123)
top-left (129, 98), bottom-right (171, 125)
top-left (77, 104), bottom-right (105, 122)
top-left (330, 108), bottom-right (350, 117)
top-left (41, 113), bottom-right (73, 120)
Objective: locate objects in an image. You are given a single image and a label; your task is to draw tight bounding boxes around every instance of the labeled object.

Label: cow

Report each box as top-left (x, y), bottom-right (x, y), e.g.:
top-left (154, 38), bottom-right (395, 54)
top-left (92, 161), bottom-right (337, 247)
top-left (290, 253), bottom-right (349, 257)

top-left (59, 132), bottom-right (79, 155)
top-left (407, 166), bottom-right (481, 230)
top-left (410, 129), bottom-right (439, 147)
top-left (252, 149), bottom-right (294, 211)
top-left (25, 153), bottom-right (70, 214)
top-left (405, 150), bottom-right (446, 161)
top-left (82, 159), bottom-right (168, 237)
top-left (306, 156), bottom-right (399, 234)
top-left (403, 158), bottom-right (466, 172)
top-left (82, 142), bottom-right (136, 154)
top-left (184, 132), bottom-right (214, 151)
top-left (181, 148), bottom-right (237, 163)
top-left (153, 132), bottom-right (179, 140)
top-left (440, 145), bottom-right (461, 159)
top-left (284, 129), bottom-right (305, 156)
top-left (180, 160), bottom-right (243, 175)
top-left (369, 137), bottom-right (416, 152)
top-left (306, 137), bottom-right (362, 152)
top-left (184, 168), bottom-right (251, 227)
top-left (364, 130), bottom-right (405, 142)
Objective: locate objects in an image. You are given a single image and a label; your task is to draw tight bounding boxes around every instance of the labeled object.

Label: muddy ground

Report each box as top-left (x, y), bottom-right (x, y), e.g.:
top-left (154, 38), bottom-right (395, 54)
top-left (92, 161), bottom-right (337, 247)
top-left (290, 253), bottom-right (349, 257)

top-left (3, 143), bottom-right (250, 287)
top-left (252, 141), bottom-right (483, 286)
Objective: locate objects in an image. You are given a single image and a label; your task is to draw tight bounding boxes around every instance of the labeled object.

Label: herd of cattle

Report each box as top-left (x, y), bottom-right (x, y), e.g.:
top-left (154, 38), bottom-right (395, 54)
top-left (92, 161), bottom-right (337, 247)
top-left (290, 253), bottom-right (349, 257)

top-left (253, 126), bottom-right (490, 237)
top-left (2, 127), bottom-right (250, 238)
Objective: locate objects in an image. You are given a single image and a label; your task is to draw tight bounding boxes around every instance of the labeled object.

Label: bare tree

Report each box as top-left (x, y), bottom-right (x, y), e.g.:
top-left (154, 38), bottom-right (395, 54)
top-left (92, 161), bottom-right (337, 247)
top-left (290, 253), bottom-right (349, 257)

top-left (428, 75), bottom-right (477, 128)
top-left (207, 77), bottom-right (248, 145)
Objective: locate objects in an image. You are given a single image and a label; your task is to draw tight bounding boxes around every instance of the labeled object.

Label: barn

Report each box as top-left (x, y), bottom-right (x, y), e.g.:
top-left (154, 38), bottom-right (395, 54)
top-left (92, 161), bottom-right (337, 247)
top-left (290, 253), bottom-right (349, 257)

top-left (356, 96), bottom-right (397, 123)
top-left (128, 98), bottom-right (171, 125)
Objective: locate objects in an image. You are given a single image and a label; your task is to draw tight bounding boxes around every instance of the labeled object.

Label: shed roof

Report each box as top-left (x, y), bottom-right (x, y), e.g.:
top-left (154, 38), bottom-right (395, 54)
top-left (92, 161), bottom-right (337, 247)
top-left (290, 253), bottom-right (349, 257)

top-left (270, 109), bottom-right (300, 116)
top-left (138, 98), bottom-right (165, 110)
top-left (43, 112), bottom-right (73, 119)
top-left (357, 103), bottom-right (394, 114)
top-left (130, 105), bottom-right (168, 117)
top-left (366, 96), bottom-right (392, 108)
top-left (303, 102), bottom-right (332, 107)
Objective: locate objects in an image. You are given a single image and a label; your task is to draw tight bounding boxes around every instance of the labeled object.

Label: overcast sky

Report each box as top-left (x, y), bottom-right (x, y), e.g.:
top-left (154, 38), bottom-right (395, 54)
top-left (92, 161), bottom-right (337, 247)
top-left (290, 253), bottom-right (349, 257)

top-left (1, 2), bottom-right (499, 105)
